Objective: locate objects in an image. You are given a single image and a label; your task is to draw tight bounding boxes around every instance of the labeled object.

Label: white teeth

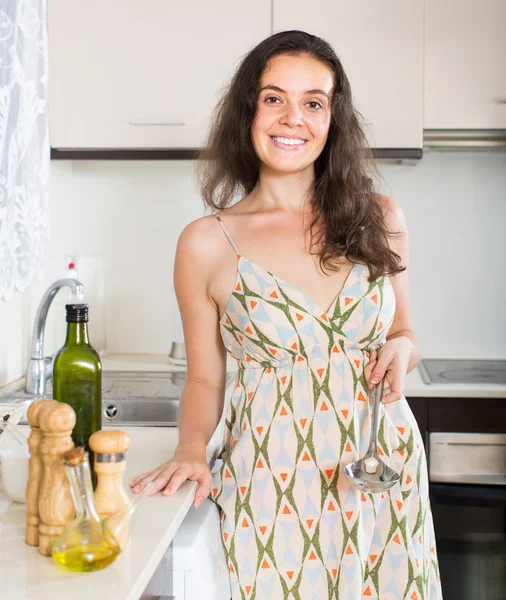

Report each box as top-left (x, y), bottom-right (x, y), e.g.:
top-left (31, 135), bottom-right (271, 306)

top-left (272, 136), bottom-right (306, 146)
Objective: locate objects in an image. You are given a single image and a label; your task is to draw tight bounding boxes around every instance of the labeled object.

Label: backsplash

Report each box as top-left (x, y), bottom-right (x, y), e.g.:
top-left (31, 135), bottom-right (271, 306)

top-left (0, 151), bottom-right (505, 387)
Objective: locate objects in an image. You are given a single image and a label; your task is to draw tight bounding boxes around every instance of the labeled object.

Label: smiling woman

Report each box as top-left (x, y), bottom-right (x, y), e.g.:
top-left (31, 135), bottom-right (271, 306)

top-left (132, 30), bottom-right (443, 600)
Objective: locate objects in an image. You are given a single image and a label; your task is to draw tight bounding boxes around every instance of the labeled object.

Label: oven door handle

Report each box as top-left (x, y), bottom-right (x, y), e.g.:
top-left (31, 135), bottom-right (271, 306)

top-left (430, 482), bottom-right (506, 508)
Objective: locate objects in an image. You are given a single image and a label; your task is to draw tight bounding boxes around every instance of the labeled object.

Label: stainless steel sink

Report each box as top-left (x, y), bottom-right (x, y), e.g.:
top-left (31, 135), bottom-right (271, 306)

top-left (0, 371), bottom-right (185, 427)
top-left (102, 397), bottom-right (180, 427)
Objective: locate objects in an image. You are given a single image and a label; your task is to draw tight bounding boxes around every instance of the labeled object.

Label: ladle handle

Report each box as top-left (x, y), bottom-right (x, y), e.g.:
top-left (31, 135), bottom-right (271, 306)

top-left (367, 377), bottom-right (385, 456)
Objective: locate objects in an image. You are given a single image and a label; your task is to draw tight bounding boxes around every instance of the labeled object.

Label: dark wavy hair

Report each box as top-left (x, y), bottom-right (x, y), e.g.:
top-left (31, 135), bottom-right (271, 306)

top-left (196, 30), bottom-right (404, 279)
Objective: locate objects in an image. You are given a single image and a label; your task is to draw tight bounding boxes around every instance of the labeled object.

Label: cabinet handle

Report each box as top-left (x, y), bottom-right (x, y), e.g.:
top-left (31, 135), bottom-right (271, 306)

top-left (129, 119), bottom-right (186, 126)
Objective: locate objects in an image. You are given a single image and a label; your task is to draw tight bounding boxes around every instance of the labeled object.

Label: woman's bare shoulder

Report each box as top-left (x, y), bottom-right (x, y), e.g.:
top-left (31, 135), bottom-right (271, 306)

top-left (376, 193), bottom-right (407, 233)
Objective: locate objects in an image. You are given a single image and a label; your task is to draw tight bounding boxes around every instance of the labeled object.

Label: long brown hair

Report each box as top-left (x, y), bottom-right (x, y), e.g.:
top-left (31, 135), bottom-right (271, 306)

top-left (197, 30), bottom-right (404, 279)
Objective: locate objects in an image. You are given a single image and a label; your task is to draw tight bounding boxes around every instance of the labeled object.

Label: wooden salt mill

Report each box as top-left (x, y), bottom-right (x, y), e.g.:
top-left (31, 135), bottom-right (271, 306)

top-left (38, 401), bottom-right (76, 556)
top-left (25, 399), bottom-right (57, 546)
top-left (89, 429), bottom-right (131, 549)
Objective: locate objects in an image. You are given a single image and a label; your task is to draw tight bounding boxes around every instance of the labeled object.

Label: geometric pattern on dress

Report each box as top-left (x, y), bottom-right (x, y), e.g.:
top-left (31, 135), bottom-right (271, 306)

top-left (211, 215), bottom-right (442, 600)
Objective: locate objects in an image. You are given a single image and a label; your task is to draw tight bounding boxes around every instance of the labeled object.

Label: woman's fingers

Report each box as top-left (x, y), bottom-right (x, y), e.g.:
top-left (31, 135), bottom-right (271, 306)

top-left (382, 370), bottom-right (403, 404)
top-left (163, 465), bottom-right (192, 496)
top-left (191, 469), bottom-right (213, 508)
top-left (131, 467), bottom-right (164, 492)
top-left (364, 352), bottom-right (378, 390)
top-left (148, 464), bottom-right (180, 495)
top-left (130, 469), bottom-right (156, 488)
top-left (371, 349), bottom-right (391, 384)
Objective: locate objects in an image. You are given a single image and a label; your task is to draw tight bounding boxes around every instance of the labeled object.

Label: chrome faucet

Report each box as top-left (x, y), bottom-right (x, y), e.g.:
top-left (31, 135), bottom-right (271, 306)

top-left (25, 278), bottom-right (84, 395)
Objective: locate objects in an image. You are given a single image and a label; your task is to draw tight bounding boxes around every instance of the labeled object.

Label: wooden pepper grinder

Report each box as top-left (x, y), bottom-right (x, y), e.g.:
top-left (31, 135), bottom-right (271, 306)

top-left (89, 429), bottom-right (131, 549)
top-left (38, 401), bottom-right (76, 556)
top-left (25, 399), bottom-right (58, 546)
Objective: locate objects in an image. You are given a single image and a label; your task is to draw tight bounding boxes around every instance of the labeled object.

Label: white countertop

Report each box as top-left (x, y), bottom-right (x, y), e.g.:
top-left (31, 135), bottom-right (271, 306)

top-left (0, 423), bottom-right (224, 600)
top-left (101, 353), bottom-right (506, 398)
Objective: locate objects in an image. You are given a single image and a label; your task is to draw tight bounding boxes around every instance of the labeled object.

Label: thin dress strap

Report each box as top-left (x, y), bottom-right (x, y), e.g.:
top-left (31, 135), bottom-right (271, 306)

top-left (216, 214), bottom-right (239, 255)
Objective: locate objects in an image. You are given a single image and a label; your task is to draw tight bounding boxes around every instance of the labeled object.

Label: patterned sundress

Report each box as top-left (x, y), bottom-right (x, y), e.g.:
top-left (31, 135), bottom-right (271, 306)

top-left (211, 215), bottom-right (442, 600)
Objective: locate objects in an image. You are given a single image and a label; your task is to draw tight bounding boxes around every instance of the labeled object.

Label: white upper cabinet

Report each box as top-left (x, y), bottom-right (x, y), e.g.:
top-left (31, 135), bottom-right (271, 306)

top-left (424, 0), bottom-right (506, 129)
top-left (48, 1), bottom-right (271, 149)
top-left (273, 0), bottom-right (424, 150)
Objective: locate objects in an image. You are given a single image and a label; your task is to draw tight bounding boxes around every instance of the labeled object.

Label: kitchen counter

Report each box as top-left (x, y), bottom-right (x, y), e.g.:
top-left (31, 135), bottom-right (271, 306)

top-left (101, 353), bottom-right (506, 398)
top-left (0, 423), bottom-right (224, 600)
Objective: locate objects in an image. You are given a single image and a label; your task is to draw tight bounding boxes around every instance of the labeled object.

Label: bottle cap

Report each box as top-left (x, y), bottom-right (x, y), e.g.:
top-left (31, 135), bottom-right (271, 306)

top-left (66, 303), bottom-right (89, 323)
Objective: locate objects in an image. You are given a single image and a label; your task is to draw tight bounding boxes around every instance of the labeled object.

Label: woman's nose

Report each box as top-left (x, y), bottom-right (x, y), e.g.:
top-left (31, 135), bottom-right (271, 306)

top-left (280, 103), bottom-right (303, 127)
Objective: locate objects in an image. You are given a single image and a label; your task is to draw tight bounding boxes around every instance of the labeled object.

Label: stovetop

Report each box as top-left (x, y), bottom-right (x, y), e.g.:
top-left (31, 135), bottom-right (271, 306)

top-left (419, 359), bottom-right (506, 385)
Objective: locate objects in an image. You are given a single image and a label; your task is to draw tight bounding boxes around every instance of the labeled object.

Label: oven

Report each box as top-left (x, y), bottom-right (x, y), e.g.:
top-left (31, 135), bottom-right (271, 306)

top-left (414, 358), bottom-right (506, 600)
top-left (428, 432), bottom-right (506, 600)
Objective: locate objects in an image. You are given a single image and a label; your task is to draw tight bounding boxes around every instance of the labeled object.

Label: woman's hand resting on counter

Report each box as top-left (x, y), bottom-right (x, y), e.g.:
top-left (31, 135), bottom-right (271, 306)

top-left (130, 446), bottom-right (212, 508)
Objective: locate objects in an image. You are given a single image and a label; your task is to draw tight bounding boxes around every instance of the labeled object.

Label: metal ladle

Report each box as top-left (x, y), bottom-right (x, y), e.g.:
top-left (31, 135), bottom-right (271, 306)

top-left (343, 377), bottom-right (400, 493)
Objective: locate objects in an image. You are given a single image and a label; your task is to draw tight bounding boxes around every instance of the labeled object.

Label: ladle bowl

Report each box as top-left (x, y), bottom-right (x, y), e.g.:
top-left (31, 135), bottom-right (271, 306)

top-left (343, 377), bottom-right (400, 494)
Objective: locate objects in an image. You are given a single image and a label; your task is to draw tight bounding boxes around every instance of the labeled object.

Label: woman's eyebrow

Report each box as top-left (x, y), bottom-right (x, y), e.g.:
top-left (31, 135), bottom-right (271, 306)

top-left (259, 84), bottom-right (330, 99)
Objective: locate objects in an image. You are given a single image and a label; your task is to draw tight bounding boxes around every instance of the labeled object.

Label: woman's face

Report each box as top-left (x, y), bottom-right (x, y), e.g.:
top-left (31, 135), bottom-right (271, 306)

top-left (251, 52), bottom-right (334, 175)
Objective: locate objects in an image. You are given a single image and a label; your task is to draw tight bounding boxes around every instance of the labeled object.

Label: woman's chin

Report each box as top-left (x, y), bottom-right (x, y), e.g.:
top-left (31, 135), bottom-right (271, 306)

top-left (259, 157), bottom-right (314, 175)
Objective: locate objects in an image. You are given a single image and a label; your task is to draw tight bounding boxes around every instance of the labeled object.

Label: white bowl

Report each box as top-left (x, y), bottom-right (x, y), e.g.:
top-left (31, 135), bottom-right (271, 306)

top-left (0, 444), bottom-right (29, 503)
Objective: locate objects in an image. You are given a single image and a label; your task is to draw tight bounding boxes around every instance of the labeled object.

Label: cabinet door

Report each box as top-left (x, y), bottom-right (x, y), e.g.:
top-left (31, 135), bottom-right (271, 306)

top-left (48, 1), bottom-right (271, 149)
top-left (425, 0), bottom-right (506, 129)
top-left (273, 0), bottom-right (423, 149)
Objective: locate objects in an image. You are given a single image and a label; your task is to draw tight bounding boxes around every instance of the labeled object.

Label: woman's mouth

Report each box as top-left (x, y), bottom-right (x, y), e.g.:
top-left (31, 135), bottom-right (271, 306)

top-left (270, 136), bottom-right (308, 150)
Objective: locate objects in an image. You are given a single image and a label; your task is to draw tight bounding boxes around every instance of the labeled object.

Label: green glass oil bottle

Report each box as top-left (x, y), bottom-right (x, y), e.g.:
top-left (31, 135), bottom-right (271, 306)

top-left (53, 304), bottom-right (102, 468)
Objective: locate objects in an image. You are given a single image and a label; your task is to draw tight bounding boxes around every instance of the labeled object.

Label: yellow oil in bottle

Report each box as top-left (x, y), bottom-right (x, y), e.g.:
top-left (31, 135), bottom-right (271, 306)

top-left (52, 538), bottom-right (120, 572)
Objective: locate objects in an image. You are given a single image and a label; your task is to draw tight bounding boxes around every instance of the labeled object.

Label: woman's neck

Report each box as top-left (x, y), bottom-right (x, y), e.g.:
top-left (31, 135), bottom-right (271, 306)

top-left (252, 163), bottom-right (315, 214)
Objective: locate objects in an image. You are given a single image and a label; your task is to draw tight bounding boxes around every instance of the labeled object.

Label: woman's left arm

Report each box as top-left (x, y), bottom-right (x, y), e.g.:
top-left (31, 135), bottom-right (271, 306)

top-left (366, 194), bottom-right (422, 404)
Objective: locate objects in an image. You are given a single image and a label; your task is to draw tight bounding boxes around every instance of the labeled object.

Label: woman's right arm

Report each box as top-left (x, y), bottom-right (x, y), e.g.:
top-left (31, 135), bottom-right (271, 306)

top-left (130, 218), bottom-right (228, 507)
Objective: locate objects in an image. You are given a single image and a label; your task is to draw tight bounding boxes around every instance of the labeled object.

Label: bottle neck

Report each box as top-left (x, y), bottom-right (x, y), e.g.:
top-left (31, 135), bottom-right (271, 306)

top-left (65, 460), bottom-right (101, 522)
top-left (65, 321), bottom-right (89, 346)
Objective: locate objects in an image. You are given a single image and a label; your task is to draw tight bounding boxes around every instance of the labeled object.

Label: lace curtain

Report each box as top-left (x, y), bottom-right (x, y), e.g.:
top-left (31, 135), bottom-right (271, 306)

top-left (0, 0), bottom-right (50, 301)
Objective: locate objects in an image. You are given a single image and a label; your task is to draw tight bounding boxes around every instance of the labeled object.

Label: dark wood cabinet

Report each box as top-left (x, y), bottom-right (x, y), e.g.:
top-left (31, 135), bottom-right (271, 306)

top-left (405, 396), bottom-right (506, 437)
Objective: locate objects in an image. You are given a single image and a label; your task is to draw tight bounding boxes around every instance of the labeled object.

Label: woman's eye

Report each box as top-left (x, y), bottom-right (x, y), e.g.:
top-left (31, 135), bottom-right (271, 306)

top-left (307, 101), bottom-right (322, 110)
top-left (265, 96), bottom-right (280, 104)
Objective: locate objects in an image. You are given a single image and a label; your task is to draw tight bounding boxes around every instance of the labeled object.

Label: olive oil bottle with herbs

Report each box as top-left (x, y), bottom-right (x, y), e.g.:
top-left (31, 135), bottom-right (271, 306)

top-left (53, 304), bottom-right (102, 472)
